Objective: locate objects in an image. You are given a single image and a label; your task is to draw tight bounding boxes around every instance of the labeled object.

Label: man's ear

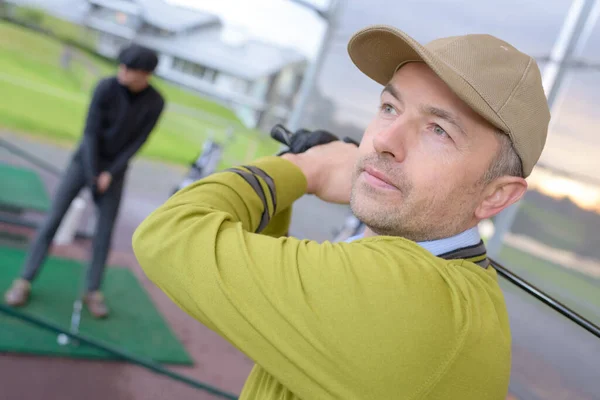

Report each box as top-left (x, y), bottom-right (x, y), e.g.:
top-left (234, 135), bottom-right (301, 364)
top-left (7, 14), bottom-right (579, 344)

top-left (475, 176), bottom-right (528, 220)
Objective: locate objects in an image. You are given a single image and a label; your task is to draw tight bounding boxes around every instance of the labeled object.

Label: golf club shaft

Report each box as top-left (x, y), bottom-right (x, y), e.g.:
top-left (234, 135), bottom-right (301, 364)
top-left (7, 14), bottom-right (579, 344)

top-left (70, 299), bottom-right (82, 334)
top-left (490, 258), bottom-right (600, 339)
top-left (69, 189), bottom-right (95, 336)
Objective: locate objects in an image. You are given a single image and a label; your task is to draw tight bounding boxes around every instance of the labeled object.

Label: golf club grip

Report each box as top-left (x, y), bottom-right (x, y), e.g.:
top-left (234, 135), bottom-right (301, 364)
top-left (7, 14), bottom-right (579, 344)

top-left (270, 124), bottom-right (292, 146)
top-left (270, 125), bottom-right (359, 155)
top-left (342, 137), bottom-right (360, 146)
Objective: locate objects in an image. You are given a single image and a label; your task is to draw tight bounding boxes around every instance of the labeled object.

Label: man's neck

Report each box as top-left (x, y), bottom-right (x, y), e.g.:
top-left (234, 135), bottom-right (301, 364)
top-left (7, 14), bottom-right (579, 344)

top-left (119, 80), bottom-right (149, 94)
top-left (129, 83), bottom-right (149, 93)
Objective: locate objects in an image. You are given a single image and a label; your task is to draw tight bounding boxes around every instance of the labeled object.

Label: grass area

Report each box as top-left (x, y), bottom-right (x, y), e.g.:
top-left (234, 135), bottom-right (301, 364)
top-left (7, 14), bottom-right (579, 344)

top-left (517, 201), bottom-right (590, 254)
top-left (0, 21), bottom-right (278, 166)
top-left (499, 245), bottom-right (600, 326)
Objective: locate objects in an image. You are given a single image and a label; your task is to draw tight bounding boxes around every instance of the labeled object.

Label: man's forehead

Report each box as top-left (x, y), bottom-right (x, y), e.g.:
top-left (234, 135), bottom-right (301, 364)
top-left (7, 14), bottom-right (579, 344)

top-left (386, 63), bottom-right (493, 128)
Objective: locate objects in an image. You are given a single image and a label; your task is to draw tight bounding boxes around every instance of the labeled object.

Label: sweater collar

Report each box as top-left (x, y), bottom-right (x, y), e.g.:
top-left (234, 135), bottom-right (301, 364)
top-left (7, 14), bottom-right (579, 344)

top-left (345, 226), bottom-right (482, 257)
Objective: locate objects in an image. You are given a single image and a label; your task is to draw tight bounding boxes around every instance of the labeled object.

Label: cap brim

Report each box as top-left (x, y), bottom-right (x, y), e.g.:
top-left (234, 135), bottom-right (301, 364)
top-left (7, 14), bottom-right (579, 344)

top-left (347, 25), bottom-right (509, 134)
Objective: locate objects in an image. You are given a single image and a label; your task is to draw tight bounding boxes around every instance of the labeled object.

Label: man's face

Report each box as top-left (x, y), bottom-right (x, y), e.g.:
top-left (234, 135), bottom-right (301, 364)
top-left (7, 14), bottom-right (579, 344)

top-left (350, 62), bottom-right (501, 241)
top-left (117, 64), bottom-right (150, 88)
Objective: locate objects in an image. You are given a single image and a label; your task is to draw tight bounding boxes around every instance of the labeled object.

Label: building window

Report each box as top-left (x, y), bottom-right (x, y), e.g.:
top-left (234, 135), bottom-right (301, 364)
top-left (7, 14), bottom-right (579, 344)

top-left (140, 24), bottom-right (172, 37)
top-left (172, 57), bottom-right (220, 83)
top-left (204, 69), bottom-right (217, 83)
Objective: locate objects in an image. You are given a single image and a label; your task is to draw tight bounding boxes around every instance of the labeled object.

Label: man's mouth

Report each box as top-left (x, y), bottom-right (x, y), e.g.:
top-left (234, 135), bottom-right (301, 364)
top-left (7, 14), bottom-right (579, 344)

top-left (362, 166), bottom-right (398, 190)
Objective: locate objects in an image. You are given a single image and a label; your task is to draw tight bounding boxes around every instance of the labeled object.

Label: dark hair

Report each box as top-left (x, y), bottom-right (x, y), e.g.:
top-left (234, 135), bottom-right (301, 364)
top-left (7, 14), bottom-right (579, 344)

top-left (481, 130), bottom-right (524, 184)
top-left (118, 44), bottom-right (159, 72)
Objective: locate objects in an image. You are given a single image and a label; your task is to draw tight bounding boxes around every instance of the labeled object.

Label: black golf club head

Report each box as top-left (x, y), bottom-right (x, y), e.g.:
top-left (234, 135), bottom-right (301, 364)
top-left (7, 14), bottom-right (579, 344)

top-left (270, 124), bottom-right (293, 147)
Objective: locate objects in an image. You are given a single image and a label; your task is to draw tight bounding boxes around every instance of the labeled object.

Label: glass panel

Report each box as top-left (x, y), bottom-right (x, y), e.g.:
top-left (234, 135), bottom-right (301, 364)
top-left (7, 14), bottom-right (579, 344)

top-left (500, 274), bottom-right (600, 399)
top-left (496, 22), bottom-right (600, 326)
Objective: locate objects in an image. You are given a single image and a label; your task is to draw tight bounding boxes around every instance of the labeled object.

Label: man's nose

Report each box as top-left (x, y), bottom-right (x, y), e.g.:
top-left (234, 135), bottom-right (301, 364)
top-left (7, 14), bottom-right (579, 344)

top-left (372, 116), bottom-right (415, 163)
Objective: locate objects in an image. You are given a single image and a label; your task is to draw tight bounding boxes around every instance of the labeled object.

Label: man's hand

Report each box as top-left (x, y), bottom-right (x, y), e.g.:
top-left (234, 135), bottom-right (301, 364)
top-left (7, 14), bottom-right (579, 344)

top-left (96, 171), bottom-right (112, 194)
top-left (282, 141), bottom-right (358, 204)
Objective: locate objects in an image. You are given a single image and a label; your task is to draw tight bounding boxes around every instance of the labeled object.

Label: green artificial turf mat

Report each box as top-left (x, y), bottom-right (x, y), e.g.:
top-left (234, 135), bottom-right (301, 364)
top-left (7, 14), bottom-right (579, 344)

top-left (0, 246), bottom-right (193, 365)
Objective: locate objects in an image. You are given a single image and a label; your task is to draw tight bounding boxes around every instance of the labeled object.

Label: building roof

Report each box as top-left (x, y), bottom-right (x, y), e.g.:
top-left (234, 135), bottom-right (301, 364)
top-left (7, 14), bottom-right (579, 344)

top-left (136, 0), bottom-right (220, 33)
top-left (6, 0), bottom-right (89, 22)
top-left (138, 29), bottom-right (305, 81)
top-left (7, 0), bottom-right (306, 80)
top-left (87, 0), bottom-right (220, 32)
top-left (87, 0), bottom-right (141, 14)
top-left (9, 0), bottom-right (219, 32)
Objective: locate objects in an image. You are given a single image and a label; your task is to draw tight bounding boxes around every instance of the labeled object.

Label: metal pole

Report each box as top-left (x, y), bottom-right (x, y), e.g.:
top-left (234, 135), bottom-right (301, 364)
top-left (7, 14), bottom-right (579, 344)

top-left (487, 0), bottom-right (598, 258)
top-left (287, 0), bottom-right (340, 131)
top-left (0, 137), bottom-right (62, 177)
top-left (543, 0), bottom-right (599, 106)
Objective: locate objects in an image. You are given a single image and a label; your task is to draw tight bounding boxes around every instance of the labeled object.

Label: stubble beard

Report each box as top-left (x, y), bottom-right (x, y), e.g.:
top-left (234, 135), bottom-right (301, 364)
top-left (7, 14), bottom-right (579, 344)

top-left (349, 155), bottom-right (480, 242)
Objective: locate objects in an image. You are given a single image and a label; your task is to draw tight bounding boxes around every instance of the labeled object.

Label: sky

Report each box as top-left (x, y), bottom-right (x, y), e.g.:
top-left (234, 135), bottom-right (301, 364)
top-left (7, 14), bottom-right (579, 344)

top-left (168, 0), bottom-right (598, 185)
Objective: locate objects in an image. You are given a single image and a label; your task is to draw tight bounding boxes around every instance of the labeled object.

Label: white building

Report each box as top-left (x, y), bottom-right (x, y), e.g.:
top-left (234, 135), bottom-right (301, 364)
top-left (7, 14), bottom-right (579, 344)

top-left (5, 0), bottom-right (308, 128)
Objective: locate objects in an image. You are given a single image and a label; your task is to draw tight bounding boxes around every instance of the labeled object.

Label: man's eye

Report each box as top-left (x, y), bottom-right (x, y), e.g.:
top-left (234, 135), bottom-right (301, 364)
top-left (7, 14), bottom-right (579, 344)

top-left (380, 103), bottom-right (396, 114)
top-left (433, 124), bottom-right (448, 137)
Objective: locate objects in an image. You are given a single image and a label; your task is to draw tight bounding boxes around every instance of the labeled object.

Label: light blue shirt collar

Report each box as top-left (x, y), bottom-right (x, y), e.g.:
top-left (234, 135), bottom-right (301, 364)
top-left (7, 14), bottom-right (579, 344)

top-left (345, 226), bottom-right (481, 256)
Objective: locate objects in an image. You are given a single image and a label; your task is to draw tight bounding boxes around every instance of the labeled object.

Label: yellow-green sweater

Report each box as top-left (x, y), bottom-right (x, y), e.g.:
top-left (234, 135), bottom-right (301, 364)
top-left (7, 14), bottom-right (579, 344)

top-left (132, 156), bottom-right (511, 400)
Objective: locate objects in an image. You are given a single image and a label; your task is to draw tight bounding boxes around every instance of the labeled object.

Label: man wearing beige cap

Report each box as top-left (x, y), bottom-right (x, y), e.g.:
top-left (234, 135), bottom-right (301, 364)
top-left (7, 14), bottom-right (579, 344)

top-left (132, 25), bottom-right (550, 399)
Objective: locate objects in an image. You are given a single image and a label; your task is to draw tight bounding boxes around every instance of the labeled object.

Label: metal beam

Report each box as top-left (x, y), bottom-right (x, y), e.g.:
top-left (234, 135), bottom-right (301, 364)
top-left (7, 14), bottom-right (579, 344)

top-left (286, 0), bottom-right (340, 131)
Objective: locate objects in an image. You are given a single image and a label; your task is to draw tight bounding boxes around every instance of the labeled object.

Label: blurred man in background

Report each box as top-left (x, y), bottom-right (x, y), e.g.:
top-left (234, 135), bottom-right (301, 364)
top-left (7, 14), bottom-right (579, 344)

top-left (4, 44), bottom-right (165, 318)
top-left (132, 25), bottom-right (549, 399)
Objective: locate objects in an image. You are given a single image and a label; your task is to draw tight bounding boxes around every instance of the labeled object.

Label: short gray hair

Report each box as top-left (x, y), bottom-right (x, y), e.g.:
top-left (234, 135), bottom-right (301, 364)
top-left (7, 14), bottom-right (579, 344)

top-left (481, 131), bottom-right (524, 183)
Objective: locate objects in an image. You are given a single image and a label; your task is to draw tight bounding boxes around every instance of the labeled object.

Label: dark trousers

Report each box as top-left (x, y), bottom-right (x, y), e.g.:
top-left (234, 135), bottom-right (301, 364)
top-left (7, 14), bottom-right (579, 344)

top-left (20, 153), bottom-right (125, 292)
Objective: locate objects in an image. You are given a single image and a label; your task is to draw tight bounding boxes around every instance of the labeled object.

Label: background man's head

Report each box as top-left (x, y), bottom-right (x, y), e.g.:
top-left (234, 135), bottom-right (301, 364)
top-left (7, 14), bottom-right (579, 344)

top-left (346, 26), bottom-right (551, 241)
top-left (116, 45), bottom-right (159, 92)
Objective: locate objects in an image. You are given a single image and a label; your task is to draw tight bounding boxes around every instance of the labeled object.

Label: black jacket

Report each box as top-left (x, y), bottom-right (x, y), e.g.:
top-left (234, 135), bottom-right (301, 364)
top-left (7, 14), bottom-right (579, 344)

top-left (78, 77), bottom-right (164, 187)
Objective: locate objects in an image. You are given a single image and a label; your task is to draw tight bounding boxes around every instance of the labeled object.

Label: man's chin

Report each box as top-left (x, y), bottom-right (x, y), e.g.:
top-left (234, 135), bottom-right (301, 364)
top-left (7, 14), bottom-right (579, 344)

top-left (351, 191), bottom-right (401, 224)
top-left (353, 179), bottom-right (403, 204)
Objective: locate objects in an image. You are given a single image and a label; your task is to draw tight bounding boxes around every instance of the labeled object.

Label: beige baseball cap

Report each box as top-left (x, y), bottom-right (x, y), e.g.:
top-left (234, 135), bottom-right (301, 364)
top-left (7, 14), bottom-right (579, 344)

top-left (347, 25), bottom-right (551, 177)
